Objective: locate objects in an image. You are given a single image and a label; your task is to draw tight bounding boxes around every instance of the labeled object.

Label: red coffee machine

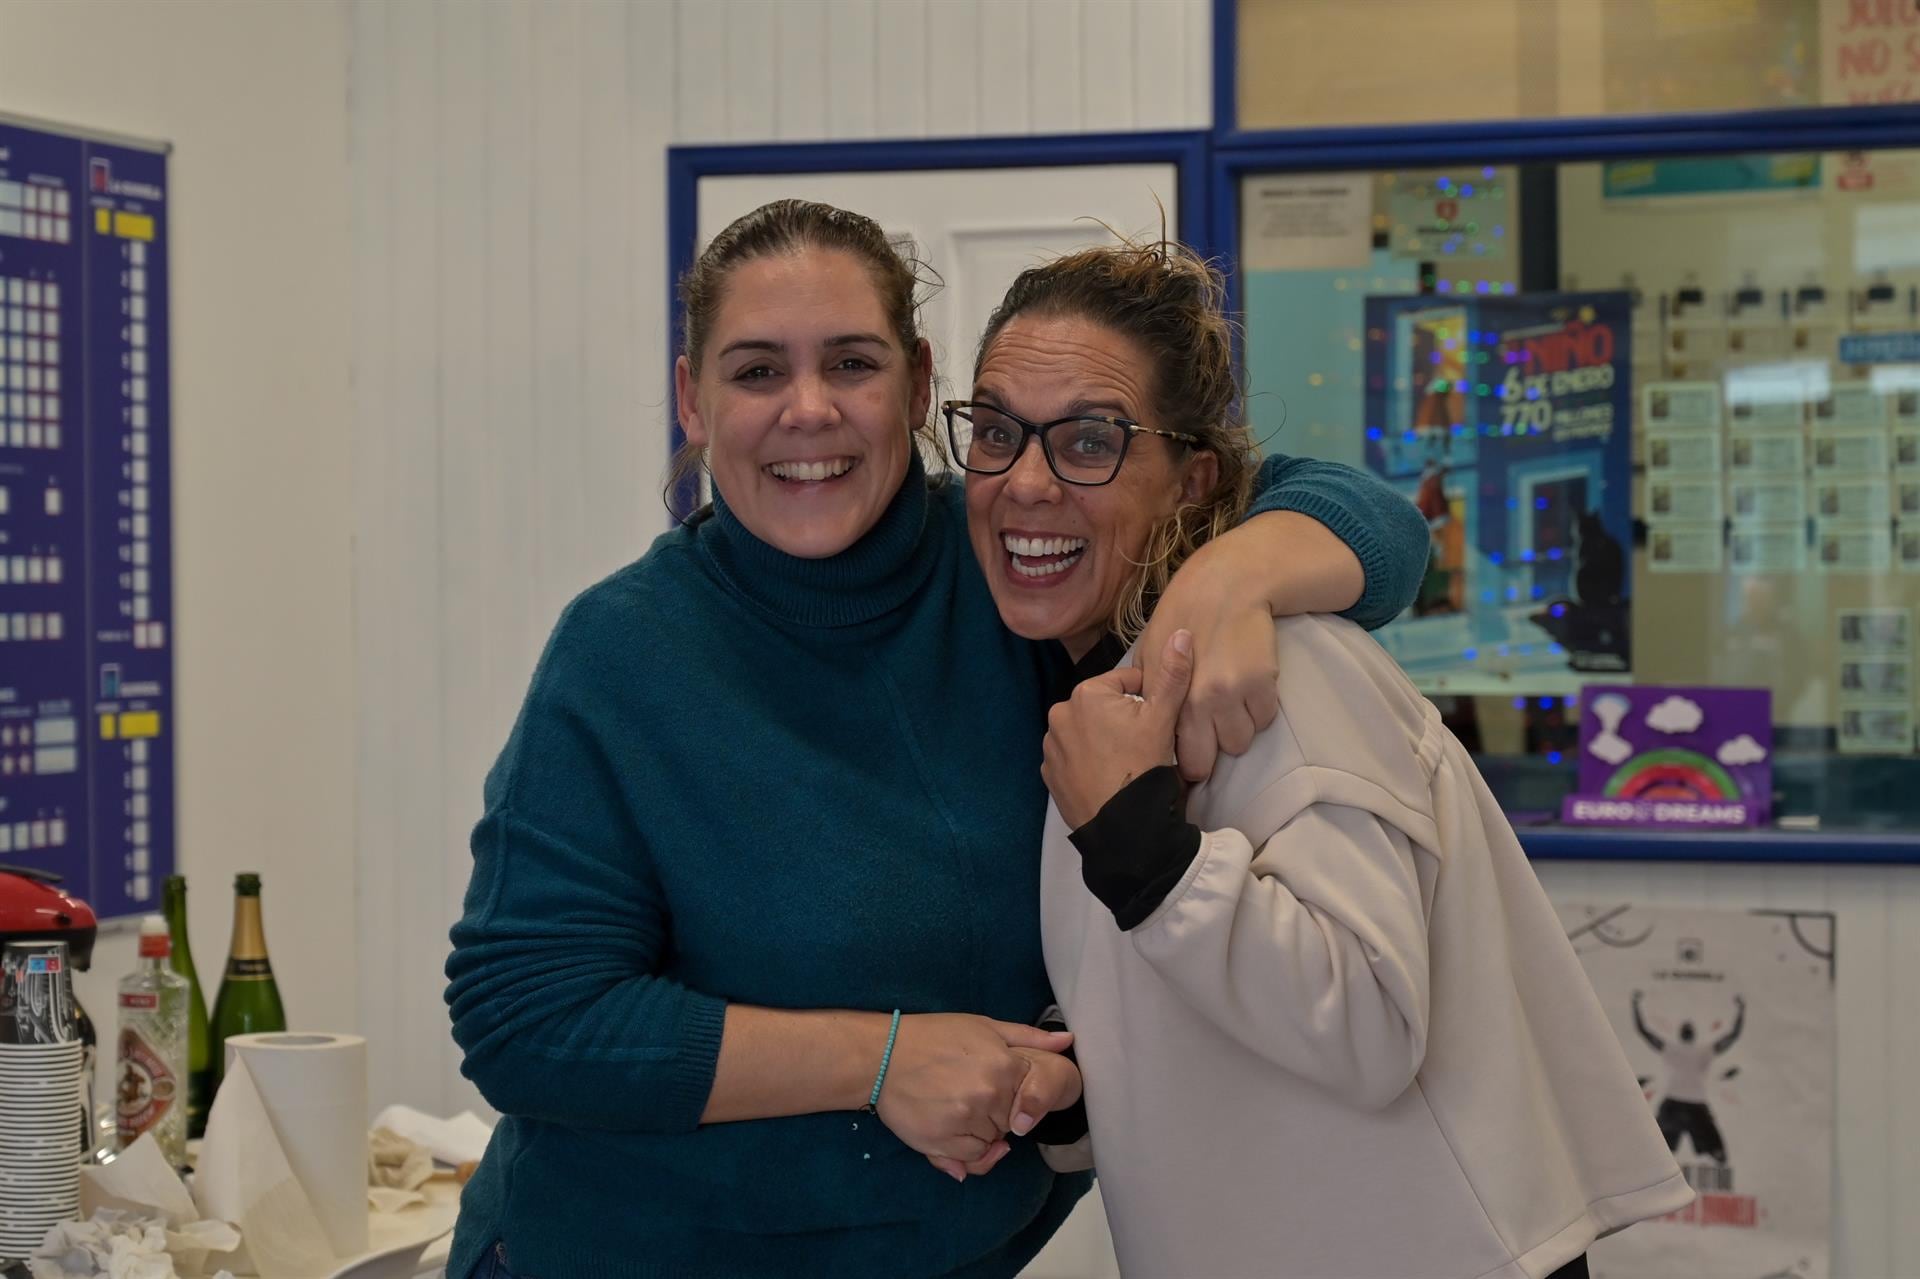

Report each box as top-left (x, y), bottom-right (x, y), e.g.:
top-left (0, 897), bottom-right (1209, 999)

top-left (0, 864), bottom-right (98, 968)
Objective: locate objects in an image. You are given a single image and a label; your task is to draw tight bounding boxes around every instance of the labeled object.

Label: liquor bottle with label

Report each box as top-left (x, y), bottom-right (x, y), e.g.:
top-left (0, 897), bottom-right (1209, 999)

top-left (161, 874), bottom-right (212, 1138)
top-left (117, 915), bottom-right (189, 1167)
top-left (210, 872), bottom-right (286, 1092)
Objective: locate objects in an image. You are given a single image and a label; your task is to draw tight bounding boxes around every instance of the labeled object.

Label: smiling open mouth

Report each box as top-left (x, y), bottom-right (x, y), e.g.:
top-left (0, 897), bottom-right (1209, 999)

top-left (766, 457), bottom-right (859, 483)
top-left (1002, 533), bottom-right (1087, 579)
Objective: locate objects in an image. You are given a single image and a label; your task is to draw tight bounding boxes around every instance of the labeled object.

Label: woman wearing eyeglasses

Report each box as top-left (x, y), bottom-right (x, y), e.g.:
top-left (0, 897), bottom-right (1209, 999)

top-left (962, 241), bottom-right (1691, 1278)
top-left (443, 199), bottom-right (1431, 1279)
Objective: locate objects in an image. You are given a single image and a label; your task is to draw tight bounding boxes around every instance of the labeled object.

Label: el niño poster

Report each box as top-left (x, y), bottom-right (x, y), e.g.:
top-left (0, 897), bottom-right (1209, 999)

top-left (1361, 292), bottom-right (1633, 692)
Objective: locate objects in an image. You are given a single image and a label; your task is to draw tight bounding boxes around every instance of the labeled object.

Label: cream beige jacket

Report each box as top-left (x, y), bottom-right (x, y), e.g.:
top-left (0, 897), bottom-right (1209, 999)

top-left (1042, 614), bottom-right (1693, 1279)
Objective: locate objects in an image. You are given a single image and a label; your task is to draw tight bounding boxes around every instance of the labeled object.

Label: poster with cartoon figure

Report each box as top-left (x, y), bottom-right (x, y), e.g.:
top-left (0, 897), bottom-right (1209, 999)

top-left (1559, 905), bottom-right (1834, 1279)
top-left (1362, 291), bottom-right (1633, 693)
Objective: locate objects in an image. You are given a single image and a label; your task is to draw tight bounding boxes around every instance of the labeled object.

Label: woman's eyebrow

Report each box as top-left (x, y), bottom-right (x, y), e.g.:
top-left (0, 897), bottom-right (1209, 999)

top-left (1062, 398), bottom-right (1131, 418)
top-left (968, 389), bottom-right (1132, 419)
top-left (719, 333), bottom-right (889, 359)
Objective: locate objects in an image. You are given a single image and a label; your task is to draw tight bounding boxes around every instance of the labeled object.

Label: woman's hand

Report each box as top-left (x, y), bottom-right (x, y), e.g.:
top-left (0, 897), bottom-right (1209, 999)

top-left (925, 1046), bottom-right (1085, 1182)
top-left (1008, 1045), bottom-right (1084, 1135)
top-left (1139, 510), bottom-right (1364, 781)
top-left (875, 1014), bottom-right (1072, 1170)
top-left (1043, 632), bottom-right (1192, 829)
top-left (1136, 533), bottom-right (1281, 782)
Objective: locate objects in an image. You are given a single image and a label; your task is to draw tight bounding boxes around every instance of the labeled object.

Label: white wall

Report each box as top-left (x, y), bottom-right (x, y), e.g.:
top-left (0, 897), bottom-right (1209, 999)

top-left (347, 0), bottom-right (1212, 1120)
top-left (0, 0), bottom-right (357, 1090)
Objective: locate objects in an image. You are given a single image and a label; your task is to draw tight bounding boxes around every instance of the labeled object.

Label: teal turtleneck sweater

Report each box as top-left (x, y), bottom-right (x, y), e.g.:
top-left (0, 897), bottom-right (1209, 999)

top-left (444, 454), bottom-right (1427, 1279)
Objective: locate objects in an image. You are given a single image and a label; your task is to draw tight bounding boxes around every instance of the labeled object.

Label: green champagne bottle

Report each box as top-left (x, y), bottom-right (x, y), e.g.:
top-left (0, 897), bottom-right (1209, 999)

top-left (209, 873), bottom-right (287, 1093)
top-left (161, 875), bottom-right (212, 1139)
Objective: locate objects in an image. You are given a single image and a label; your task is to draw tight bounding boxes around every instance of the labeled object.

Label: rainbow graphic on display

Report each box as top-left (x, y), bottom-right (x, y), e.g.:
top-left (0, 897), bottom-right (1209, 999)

top-left (1602, 749), bottom-right (1742, 804)
top-left (1563, 685), bottom-right (1772, 829)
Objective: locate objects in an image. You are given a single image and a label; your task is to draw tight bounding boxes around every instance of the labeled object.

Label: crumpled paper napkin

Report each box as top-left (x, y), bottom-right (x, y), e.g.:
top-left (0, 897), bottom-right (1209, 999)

top-left (78, 1135), bottom-right (201, 1228)
top-left (368, 1105), bottom-right (492, 1167)
top-left (365, 1128), bottom-right (433, 1213)
top-left (27, 1207), bottom-right (239, 1279)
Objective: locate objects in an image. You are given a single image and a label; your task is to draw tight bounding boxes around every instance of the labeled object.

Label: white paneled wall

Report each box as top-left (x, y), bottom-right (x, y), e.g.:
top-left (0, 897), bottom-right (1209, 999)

top-left (350, 4), bottom-right (1920, 1275)
top-left (348, 0), bottom-right (1210, 1120)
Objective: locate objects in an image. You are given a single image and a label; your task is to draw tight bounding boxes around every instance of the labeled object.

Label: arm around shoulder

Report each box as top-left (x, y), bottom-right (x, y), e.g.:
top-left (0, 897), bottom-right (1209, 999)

top-left (1244, 452), bottom-right (1430, 629)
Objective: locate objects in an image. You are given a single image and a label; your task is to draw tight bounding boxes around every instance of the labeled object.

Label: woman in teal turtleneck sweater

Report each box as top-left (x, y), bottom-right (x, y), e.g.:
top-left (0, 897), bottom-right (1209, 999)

top-left (443, 200), bottom-right (1429, 1279)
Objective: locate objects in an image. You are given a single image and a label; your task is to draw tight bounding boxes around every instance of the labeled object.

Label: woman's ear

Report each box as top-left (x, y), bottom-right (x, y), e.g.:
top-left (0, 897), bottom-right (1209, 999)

top-left (908, 337), bottom-right (934, 426)
top-left (1181, 449), bottom-right (1220, 504)
top-left (675, 355), bottom-right (707, 447)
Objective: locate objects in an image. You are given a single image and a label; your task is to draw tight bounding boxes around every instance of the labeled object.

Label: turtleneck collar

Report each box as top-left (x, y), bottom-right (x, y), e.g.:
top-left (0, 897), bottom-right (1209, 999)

top-left (1068, 631), bottom-right (1130, 686)
top-left (698, 453), bottom-right (941, 629)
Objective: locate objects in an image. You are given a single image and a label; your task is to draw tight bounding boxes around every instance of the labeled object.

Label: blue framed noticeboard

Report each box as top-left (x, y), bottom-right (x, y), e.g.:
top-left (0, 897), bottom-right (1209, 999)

top-left (0, 113), bottom-right (173, 918)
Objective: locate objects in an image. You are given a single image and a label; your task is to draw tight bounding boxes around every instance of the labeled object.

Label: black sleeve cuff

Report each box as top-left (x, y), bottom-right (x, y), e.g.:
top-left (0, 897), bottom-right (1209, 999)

top-left (1068, 765), bottom-right (1203, 931)
top-left (1026, 1007), bottom-right (1089, 1144)
top-left (1027, 1097), bottom-right (1090, 1144)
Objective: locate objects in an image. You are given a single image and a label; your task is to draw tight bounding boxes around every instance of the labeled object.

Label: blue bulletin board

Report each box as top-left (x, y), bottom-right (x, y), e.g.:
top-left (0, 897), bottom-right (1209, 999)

top-left (0, 113), bottom-right (173, 919)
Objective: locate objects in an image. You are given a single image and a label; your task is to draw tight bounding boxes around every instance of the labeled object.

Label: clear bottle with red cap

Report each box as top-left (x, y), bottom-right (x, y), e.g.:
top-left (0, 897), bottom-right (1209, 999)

top-left (116, 914), bottom-right (189, 1167)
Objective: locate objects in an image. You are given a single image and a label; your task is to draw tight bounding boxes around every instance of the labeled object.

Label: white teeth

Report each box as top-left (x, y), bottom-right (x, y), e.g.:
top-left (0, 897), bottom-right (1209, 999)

top-left (1002, 531), bottom-right (1087, 579)
top-left (768, 458), bottom-right (856, 482)
top-left (1001, 534), bottom-right (1088, 557)
top-left (1011, 550), bottom-right (1084, 578)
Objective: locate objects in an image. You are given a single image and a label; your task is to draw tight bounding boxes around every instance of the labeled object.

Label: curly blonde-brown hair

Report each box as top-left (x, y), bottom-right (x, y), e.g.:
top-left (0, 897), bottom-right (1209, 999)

top-left (973, 235), bottom-right (1257, 643)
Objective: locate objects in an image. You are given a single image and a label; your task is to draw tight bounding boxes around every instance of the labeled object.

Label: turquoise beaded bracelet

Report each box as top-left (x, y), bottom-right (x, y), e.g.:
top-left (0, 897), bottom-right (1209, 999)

top-left (862, 1009), bottom-right (903, 1113)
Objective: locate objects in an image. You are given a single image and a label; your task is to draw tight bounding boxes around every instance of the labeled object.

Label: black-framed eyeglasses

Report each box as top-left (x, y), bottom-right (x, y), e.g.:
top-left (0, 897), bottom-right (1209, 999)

top-left (941, 401), bottom-right (1201, 487)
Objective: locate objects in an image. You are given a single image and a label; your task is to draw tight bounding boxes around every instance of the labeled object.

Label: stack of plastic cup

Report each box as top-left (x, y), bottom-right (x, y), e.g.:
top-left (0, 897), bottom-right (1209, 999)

top-left (0, 940), bottom-right (85, 1263)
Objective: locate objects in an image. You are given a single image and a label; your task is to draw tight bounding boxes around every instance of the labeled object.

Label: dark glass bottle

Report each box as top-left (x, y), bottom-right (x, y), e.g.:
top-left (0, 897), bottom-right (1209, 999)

top-left (209, 873), bottom-right (287, 1092)
top-left (161, 874), bottom-right (212, 1137)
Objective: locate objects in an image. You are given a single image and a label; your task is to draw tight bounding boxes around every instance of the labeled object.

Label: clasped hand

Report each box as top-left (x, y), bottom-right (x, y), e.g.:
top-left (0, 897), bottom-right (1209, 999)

top-left (874, 1014), bottom-right (1082, 1183)
top-left (1043, 631), bottom-right (1193, 829)
top-left (1135, 538), bottom-right (1282, 783)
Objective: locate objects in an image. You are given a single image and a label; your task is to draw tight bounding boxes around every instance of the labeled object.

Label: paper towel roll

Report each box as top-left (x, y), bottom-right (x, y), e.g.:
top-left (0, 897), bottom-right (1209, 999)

top-left (224, 1032), bottom-right (370, 1258)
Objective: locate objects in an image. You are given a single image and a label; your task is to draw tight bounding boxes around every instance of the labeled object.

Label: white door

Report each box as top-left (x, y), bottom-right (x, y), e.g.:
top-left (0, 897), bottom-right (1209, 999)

top-left (697, 165), bottom-right (1167, 1279)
